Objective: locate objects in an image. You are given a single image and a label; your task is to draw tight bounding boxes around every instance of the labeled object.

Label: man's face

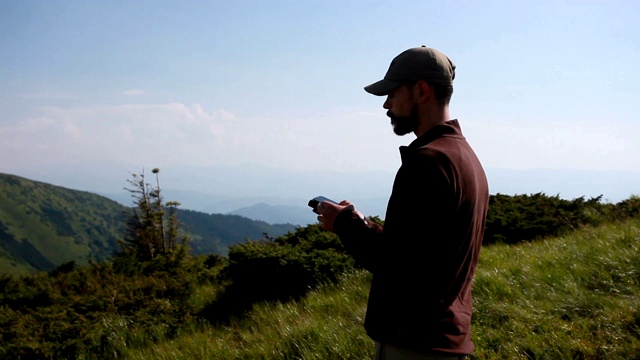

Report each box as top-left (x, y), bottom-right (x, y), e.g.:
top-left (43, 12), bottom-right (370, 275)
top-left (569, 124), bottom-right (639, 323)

top-left (383, 84), bottom-right (419, 136)
top-left (387, 105), bottom-right (419, 136)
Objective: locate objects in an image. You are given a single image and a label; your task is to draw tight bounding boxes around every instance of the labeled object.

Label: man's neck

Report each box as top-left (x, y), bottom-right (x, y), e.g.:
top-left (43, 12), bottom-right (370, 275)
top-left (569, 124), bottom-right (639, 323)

top-left (414, 106), bottom-right (450, 137)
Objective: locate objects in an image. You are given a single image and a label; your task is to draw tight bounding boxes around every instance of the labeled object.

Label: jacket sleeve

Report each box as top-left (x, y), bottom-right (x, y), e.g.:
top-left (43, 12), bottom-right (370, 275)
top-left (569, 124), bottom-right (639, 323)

top-left (333, 208), bottom-right (385, 273)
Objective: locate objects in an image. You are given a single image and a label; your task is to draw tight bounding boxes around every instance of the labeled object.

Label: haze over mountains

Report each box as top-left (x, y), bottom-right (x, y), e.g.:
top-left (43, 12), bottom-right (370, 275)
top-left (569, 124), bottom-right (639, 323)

top-left (11, 162), bottom-right (640, 226)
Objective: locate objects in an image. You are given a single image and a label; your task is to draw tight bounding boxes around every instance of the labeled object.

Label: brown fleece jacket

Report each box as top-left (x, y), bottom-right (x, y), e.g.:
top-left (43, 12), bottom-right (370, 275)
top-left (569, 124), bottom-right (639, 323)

top-left (334, 119), bottom-right (489, 356)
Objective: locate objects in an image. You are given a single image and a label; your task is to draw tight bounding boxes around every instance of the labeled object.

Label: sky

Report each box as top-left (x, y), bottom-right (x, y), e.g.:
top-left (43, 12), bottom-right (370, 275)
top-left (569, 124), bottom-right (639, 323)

top-left (1, 0), bottom-right (639, 203)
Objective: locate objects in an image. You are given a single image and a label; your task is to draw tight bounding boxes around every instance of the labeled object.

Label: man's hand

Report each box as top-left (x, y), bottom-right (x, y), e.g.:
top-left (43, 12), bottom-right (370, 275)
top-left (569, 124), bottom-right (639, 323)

top-left (316, 200), bottom-right (364, 232)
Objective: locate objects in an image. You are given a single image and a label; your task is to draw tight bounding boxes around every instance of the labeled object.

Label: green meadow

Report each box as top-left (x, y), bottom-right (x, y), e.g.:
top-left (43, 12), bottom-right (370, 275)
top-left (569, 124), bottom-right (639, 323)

top-left (121, 219), bottom-right (640, 360)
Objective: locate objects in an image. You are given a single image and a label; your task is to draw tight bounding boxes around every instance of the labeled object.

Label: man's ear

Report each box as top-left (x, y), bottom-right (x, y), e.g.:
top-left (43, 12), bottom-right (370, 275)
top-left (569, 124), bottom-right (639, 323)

top-left (413, 80), bottom-right (432, 103)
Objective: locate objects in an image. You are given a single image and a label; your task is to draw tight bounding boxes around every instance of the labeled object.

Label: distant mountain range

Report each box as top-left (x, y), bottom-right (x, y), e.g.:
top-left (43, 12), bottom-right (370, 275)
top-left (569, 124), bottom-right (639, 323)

top-left (12, 162), bottom-right (638, 228)
top-left (98, 167), bottom-right (640, 227)
top-left (229, 203), bottom-right (316, 226)
top-left (103, 190), bottom-right (390, 227)
top-left (0, 173), bottom-right (296, 275)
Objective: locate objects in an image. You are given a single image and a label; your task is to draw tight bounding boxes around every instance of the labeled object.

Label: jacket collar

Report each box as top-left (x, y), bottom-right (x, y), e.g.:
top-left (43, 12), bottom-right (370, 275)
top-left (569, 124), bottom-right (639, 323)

top-left (408, 119), bottom-right (464, 150)
top-left (400, 119), bottom-right (465, 162)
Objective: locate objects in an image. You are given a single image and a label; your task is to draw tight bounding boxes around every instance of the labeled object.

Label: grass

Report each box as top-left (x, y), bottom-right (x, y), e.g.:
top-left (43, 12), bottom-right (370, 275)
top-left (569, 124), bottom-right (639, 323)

top-left (124, 270), bottom-right (373, 360)
top-left (472, 219), bottom-right (640, 359)
top-left (0, 255), bottom-right (33, 275)
top-left (123, 219), bottom-right (640, 360)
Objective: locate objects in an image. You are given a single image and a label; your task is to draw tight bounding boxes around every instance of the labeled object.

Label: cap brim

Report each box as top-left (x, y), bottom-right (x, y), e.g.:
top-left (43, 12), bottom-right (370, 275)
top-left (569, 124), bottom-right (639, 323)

top-left (364, 79), bottom-right (403, 96)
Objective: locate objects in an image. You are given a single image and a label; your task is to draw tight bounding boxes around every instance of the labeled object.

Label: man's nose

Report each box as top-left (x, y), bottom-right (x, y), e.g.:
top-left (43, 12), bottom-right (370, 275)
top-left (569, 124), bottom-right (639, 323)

top-left (383, 97), bottom-right (391, 109)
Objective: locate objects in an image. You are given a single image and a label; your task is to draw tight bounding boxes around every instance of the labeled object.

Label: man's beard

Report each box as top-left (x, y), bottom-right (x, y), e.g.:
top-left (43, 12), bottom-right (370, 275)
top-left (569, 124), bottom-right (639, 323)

top-left (387, 105), bottom-right (419, 136)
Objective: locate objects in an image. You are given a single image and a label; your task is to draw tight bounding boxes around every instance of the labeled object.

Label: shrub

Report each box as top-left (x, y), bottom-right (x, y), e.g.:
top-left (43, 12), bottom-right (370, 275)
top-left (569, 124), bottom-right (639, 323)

top-left (611, 195), bottom-right (640, 219)
top-left (200, 225), bottom-right (354, 323)
top-left (484, 193), bottom-right (607, 245)
top-left (0, 253), bottom-right (207, 359)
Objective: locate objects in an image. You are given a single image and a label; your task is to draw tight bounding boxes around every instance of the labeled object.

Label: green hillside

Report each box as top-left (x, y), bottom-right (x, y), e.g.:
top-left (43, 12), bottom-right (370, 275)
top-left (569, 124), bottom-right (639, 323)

top-left (127, 219), bottom-right (640, 359)
top-left (177, 209), bottom-right (295, 256)
top-left (0, 173), bottom-right (125, 274)
top-left (0, 173), bottom-right (296, 275)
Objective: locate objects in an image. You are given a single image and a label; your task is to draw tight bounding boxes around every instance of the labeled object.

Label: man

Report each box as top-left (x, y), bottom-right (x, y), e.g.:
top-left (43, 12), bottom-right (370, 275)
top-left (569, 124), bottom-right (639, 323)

top-left (315, 46), bottom-right (489, 359)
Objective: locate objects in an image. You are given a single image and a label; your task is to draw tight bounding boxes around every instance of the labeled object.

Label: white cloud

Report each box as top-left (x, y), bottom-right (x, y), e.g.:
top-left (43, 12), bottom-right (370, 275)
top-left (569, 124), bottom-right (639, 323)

top-left (462, 116), bottom-right (640, 172)
top-left (0, 103), bottom-right (240, 169)
top-left (122, 89), bottom-right (146, 96)
top-left (216, 109), bottom-right (236, 121)
top-left (4, 98), bottom-right (638, 179)
top-left (18, 92), bottom-right (79, 100)
top-left (21, 116), bottom-right (56, 130)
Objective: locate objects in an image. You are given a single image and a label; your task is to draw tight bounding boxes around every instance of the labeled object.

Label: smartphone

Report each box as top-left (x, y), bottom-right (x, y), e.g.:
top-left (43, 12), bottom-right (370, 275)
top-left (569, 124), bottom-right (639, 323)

top-left (308, 196), bottom-right (338, 210)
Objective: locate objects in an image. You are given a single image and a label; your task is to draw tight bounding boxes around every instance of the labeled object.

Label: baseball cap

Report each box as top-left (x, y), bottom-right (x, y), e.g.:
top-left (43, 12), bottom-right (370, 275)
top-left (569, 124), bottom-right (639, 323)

top-left (364, 45), bottom-right (456, 96)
